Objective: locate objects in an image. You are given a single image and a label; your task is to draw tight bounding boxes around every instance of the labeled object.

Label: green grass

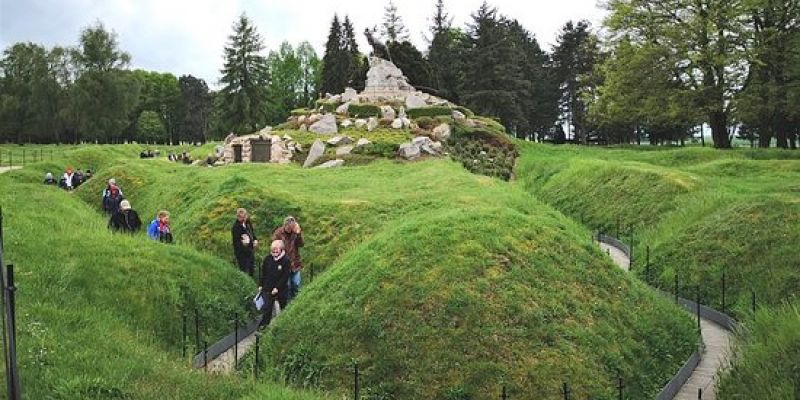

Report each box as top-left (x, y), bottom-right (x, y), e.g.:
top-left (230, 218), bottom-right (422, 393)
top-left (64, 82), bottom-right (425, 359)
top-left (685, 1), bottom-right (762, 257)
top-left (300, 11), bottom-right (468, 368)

top-left (514, 142), bottom-right (800, 399)
top-left (717, 303), bottom-right (800, 399)
top-left (0, 152), bottom-right (328, 400)
top-left (516, 143), bottom-right (800, 316)
top-left (0, 144), bottom-right (699, 399)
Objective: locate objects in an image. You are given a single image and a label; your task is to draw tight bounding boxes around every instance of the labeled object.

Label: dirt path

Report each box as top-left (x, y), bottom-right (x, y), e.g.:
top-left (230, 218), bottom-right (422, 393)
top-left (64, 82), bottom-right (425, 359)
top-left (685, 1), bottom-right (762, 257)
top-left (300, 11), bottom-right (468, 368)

top-left (599, 242), bottom-right (732, 399)
top-left (0, 166), bottom-right (21, 174)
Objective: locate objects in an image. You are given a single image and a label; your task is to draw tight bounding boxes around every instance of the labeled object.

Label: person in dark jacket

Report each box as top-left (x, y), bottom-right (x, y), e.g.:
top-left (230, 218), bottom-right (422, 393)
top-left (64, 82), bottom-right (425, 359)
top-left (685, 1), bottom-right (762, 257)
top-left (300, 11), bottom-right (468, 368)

top-left (102, 185), bottom-right (124, 215)
top-left (43, 172), bottom-right (56, 185)
top-left (231, 208), bottom-right (258, 277)
top-left (272, 216), bottom-right (304, 301)
top-left (108, 199), bottom-right (142, 233)
top-left (258, 239), bottom-right (291, 328)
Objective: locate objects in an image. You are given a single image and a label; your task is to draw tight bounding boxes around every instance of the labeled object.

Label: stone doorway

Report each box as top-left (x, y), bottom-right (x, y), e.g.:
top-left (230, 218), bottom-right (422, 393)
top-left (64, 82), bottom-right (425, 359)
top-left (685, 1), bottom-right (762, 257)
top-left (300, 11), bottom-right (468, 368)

top-left (233, 144), bottom-right (243, 163)
top-left (251, 140), bottom-right (271, 162)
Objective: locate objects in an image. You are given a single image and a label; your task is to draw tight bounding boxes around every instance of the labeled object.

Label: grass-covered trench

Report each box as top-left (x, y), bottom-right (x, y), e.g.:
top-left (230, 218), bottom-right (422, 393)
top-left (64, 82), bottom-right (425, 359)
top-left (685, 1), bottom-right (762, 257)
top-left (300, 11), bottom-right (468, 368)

top-left (515, 143), bottom-right (800, 398)
top-left (0, 144), bottom-right (697, 399)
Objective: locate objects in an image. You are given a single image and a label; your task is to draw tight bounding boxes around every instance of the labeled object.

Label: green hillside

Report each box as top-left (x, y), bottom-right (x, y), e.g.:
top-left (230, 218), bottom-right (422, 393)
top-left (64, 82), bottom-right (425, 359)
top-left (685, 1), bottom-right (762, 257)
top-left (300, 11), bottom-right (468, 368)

top-left (515, 143), bottom-right (800, 399)
top-left (1, 145), bottom-right (699, 399)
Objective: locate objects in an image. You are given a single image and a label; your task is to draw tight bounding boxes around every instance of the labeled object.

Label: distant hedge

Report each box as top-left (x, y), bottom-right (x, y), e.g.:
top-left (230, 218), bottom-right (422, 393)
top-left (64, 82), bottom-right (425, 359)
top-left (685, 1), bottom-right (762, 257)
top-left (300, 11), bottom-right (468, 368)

top-left (315, 100), bottom-right (338, 113)
top-left (348, 104), bottom-right (381, 118)
top-left (408, 106), bottom-right (452, 119)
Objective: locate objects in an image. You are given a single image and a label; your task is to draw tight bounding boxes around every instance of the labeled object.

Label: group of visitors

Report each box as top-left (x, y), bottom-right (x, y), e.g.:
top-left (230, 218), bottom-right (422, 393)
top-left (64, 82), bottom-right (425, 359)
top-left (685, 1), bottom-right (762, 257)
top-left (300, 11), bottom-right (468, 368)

top-left (44, 167), bottom-right (92, 190)
top-left (102, 178), bottom-right (173, 244)
top-left (167, 151), bottom-right (192, 164)
top-left (231, 208), bottom-right (304, 328)
top-left (140, 149), bottom-right (160, 158)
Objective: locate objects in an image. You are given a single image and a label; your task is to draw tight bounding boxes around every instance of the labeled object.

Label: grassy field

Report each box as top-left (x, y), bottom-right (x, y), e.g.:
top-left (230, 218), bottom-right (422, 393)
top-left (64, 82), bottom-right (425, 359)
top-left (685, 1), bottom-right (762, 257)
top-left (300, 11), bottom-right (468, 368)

top-left (514, 143), bottom-right (800, 398)
top-left (0, 144), bottom-right (697, 399)
top-left (516, 144), bottom-right (800, 315)
top-left (0, 147), bottom-right (328, 400)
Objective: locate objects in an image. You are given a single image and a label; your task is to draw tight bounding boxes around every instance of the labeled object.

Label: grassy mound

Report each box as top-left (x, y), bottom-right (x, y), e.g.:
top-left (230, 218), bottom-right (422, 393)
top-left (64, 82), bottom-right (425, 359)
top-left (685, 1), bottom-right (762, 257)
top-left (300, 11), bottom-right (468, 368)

top-left (516, 143), bottom-right (800, 314)
top-left (718, 303), bottom-right (800, 399)
top-left (0, 167), bottom-right (326, 399)
top-left (4, 146), bottom-right (698, 399)
top-left (260, 206), bottom-right (695, 399)
top-left (515, 143), bottom-right (800, 399)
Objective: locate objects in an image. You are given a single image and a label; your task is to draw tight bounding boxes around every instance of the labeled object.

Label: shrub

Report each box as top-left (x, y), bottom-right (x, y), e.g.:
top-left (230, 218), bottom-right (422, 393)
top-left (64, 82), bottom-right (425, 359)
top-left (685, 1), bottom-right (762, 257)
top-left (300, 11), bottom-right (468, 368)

top-left (348, 104), bottom-right (381, 118)
top-left (408, 106), bottom-right (452, 119)
top-left (352, 142), bottom-right (400, 158)
top-left (415, 116), bottom-right (436, 130)
top-left (453, 106), bottom-right (474, 117)
top-left (314, 100), bottom-right (338, 113)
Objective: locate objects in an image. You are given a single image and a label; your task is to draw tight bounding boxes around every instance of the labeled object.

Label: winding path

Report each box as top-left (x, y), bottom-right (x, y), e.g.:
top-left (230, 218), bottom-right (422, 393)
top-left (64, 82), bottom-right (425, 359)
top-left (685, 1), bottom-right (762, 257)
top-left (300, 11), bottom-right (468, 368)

top-left (0, 166), bottom-right (21, 174)
top-left (599, 242), bottom-right (733, 399)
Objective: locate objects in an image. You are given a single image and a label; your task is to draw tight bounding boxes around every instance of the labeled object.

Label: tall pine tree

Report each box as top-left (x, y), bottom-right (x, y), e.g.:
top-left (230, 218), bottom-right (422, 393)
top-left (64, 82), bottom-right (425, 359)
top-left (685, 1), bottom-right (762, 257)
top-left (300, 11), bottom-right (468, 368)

top-left (321, 14), bottom-right (365, 96)
top-left (342, 16), bottom-right (366, 91)
top-left (552, 20), bottom-right (600, 144)
top-left (462, 3), bottom-right (526, 133)
top-left (427, 0), bottom-right (465, 101)
top-left (219, 13), bottom-right (270, 134)
top-left (320, 15), bottom-right (347, 96)
top-left (381, 1), bottom-right (410, 43)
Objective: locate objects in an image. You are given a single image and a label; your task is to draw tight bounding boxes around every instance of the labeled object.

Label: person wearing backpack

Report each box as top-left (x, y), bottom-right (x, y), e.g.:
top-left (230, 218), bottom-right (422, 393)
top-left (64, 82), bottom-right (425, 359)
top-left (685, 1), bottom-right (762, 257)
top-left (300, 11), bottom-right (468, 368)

top-left (108, 200), bottom-right (142, 233)
top-left (147, 210), bottom-right (173, 243)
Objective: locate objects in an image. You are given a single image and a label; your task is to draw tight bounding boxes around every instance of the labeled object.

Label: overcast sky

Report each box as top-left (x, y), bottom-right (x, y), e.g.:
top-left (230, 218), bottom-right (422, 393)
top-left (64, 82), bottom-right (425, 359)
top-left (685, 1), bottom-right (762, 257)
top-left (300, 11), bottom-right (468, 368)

top-left (1, 0), bottom-right (607, 87)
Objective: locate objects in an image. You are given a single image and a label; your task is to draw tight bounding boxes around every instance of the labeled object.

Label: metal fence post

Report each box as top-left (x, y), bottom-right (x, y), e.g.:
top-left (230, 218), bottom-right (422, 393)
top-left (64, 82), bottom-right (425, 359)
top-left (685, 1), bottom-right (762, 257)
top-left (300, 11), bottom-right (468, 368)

top-left (182, 313), bottom-right (187, 358)
top-left (203, 341), bottom-right (209, 371)
top-left (698, 387), bottom-right (702, 399)
top-left (22, 150), bottom-right (25, 166)
top-left (721, 268), bottom-right (726, 314)
top-left (617, 373), bottom-right (624, 400)
top-left (696, 287), bottom-right (701, 332)
top-left (4, 264), bottom-right (22, 400)
top-left (353, 361), bottom-right (360, 400)
top-left (254, 334), bottom-right (260, 380)
top-left (562, 382), bottom-right (570, 400)
top-left (194, 309), bottom-right (200, 352)
top-left (501, 385), bottom-right (508, 400)
top-left (751, 290), bottom-right (756, 315)
top-left (234, 314), bottom-right (239, 370)
top-left (674, 274), bottom-right (679, 303)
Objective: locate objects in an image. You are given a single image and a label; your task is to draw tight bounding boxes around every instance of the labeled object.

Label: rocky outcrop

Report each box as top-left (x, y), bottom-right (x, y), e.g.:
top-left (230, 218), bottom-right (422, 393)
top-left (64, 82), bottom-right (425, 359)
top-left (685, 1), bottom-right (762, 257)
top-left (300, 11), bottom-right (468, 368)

top-left (303, 140), bottom-right (326, 168)
top-left (309, 114), bottom-right (338, 135)
top-left (398, 143), bottom-right (421, 160)
top-left (315, 159), bottom-right (345, 169)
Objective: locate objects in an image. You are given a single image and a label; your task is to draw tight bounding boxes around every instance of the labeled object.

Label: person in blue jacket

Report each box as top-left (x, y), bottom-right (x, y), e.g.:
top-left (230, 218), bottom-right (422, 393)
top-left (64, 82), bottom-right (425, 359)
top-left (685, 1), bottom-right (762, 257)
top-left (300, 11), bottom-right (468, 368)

top-left (147, 210), bottom-right (173, 243)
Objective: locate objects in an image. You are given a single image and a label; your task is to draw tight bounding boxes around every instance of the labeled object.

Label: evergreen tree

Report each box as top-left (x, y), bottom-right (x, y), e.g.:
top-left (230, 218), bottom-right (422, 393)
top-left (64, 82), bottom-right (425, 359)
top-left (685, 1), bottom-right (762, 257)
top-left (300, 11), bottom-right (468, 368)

top-left (219, 13), bottom-right (270, 134)
top-left (388, 41), bottom-right (433, 89)
top-left (426, 0), bottom-right (465, 101)
top-left (342, 16), bottom-right (366, 91)
top-left (177, 75), bottom-right (212, 143)
top-left (381, 1), bottom-right (410, 43)
top-left (552, 20), bottom-right (600, 144)
top-left (461, 3), bottom-right (526, 133)
top-left (320, 15), bottom-right (347, 96)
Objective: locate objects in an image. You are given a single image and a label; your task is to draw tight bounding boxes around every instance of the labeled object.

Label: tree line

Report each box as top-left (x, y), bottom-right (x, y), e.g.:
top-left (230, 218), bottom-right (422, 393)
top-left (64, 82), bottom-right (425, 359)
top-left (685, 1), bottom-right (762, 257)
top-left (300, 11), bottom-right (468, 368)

top-left (2, 0), bottom-right (797, 148)
top-left (0, 19), bottom-right (321, 144)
